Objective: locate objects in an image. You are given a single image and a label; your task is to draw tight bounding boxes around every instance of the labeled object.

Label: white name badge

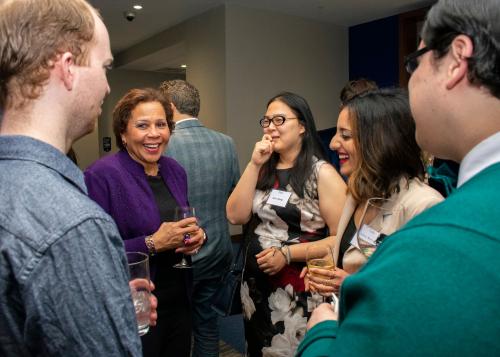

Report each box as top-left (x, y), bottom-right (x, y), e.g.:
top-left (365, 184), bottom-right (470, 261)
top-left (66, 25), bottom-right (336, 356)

top-left (356, 224), bottom-right (380, 245)
top-left (266, 189), bottom-right (292, 207)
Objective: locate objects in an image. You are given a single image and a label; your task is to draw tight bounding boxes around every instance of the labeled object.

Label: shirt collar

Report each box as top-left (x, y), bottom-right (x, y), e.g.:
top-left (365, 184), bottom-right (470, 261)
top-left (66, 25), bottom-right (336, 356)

top-left (0, 135), bottom-right (87, 193)
top-left (175, 117), bottom-right (198, 125)
top-left (458, 131), bottom-right (500, 187)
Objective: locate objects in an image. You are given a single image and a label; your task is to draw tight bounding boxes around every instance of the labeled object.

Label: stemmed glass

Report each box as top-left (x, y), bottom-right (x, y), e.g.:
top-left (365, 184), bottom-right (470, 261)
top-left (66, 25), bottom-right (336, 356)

top-left (173, 206), bottom-right (196, 269)
top-left (357, 197), bottom-right (404, 258)
top-left (306, 244), bottom-right (337, 307)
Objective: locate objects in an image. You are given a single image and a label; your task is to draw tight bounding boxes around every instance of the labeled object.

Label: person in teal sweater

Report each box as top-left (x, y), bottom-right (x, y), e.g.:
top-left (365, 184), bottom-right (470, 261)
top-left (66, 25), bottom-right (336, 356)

top-left (297, 0), bottom-right (500, 355)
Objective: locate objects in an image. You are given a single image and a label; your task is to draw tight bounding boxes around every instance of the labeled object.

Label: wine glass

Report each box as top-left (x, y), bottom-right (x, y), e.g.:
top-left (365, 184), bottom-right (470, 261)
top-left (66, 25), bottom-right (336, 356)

top-left (357, 197), bottom-right (404, 258)
top-left (306, 244), bottom-right (336, 305)
top-left (173, 206), bottom-right (196, 269)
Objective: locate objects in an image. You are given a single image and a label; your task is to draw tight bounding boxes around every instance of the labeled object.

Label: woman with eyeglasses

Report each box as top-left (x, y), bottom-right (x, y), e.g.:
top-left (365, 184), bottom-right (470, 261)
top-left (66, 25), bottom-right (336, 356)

top-left (226, 92), bottom-right (346, 356)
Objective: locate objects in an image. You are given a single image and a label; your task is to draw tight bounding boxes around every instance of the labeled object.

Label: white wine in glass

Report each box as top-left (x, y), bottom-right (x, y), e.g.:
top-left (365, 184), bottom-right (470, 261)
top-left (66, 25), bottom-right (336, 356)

top-left (306, 244), bottom-right (335, 303)
top-left (173, 206), bottom-right (196, 269)
top-left (357, 197), bottom-right (404, 258)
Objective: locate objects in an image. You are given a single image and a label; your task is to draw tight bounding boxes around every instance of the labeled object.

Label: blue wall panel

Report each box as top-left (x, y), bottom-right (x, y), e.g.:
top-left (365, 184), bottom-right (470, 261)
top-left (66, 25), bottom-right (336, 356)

top-left (349, 16), bottom-right (399, 88)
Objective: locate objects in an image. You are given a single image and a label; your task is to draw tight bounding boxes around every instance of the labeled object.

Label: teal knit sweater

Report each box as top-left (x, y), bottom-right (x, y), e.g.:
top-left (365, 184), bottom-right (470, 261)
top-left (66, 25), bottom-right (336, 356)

top-left (297, 163), bottom-right (500, 356)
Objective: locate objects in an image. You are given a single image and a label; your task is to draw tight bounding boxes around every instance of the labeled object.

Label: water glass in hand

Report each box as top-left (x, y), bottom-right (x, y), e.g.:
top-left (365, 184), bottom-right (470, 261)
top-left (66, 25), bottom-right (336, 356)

top-left (127, 252), bottom-right (151, 336)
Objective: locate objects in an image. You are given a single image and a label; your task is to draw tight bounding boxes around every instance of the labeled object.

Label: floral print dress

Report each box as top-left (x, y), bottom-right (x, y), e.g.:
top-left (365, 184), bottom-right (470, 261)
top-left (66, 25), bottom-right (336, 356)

top-left (241, 160), bottom-right (328, 357)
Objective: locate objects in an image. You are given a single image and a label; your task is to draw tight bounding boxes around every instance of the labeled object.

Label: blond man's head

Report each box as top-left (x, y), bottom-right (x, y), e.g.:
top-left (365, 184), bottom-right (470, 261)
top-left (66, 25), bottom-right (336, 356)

top-left (0, 0), bottom-right (97, 110)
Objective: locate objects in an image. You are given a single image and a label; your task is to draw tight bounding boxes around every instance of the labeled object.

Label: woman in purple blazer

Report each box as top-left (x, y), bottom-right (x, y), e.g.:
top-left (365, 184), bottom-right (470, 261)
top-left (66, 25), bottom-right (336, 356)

top-left (85, 88), bottom-right (205, 357)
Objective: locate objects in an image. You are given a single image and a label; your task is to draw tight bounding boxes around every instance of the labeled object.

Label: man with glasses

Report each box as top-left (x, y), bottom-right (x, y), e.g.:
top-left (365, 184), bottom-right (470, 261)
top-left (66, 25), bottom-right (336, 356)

top-left (297, 0), bottom-right (500, 355)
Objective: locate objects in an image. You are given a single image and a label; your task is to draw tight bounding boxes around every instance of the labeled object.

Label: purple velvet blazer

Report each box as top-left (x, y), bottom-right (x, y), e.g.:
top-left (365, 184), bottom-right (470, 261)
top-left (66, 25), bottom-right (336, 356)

top-left (84, 150), bottom-right (189, 257)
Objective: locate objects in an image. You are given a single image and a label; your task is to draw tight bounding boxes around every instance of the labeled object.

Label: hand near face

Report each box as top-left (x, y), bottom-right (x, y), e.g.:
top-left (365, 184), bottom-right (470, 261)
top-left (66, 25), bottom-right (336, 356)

top-left (251, 134), bottom-right (274, 166)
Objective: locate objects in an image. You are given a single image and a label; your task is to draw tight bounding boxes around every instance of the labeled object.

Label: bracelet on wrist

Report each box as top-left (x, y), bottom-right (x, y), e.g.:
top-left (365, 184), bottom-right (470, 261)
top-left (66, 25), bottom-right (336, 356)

top-left (285, 245), bottom-right (292, 264)
top-left (280, 245), bottom-right (291, 265)
top-left (145, 235), bottom-right (157, 256)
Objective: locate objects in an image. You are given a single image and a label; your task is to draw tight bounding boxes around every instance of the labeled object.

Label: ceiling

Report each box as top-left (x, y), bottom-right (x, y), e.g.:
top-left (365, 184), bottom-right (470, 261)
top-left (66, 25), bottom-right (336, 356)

top-left (90, 0), bottom-right (433, 55)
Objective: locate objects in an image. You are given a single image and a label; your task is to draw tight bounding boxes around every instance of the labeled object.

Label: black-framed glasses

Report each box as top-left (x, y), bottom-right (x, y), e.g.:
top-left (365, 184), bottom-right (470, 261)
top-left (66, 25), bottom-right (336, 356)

top-left (259, 115), bottom-right (298, 128)
top-left (404, 46), bottom-right (431, 75)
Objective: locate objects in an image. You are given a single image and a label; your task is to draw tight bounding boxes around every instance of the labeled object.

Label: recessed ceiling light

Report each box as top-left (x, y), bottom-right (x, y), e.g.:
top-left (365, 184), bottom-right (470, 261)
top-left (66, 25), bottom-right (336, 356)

top-left (180, 64), bottom-right (187, 68)
top-left (133, 5), bottom-right (143, 10)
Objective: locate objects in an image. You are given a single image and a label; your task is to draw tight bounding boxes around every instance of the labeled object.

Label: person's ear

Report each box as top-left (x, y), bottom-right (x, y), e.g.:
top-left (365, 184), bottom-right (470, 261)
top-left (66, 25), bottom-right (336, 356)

top-left (446, 34), bottom-right (473, 90)
top-left (57, 52), bottom-right (75, 91)
top-left (299, 122), bottom-right (306, 135)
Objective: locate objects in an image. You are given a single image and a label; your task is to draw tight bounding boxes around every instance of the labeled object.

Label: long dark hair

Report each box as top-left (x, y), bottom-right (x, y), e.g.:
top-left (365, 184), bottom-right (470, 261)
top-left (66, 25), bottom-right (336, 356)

top-left (256, 92), bottom-right (326, 198)
top-left (346, 88), bottom-right (425, 202)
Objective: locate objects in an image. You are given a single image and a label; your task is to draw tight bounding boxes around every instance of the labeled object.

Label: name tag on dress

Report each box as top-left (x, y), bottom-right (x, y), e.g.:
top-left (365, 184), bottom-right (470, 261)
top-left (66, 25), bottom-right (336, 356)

top-left (266, 189), bottom-right (292, 207)
top-left (357, 224), bottom-right (380, 245)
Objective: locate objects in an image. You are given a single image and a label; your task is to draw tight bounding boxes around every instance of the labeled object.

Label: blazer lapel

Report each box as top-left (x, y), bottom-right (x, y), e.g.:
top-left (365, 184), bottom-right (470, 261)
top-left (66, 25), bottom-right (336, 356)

top-left (333, 195), bottom-right (357, 265)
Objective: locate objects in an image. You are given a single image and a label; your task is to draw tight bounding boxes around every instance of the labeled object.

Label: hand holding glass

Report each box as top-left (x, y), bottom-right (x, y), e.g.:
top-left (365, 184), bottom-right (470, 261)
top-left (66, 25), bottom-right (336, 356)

top-left (306, 244), bottom-right (336, 303)
top-left (357, 197), bottom-right (404, 258)
top-left (127, 252), bottom-right (151, 336)
top-left (173, 206), bottom-right (196, 269)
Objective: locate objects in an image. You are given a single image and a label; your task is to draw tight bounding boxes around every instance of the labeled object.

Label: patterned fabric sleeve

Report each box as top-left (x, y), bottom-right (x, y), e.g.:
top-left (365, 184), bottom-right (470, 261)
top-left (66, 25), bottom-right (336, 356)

top-left (23, 218), bottom-right (142, 356)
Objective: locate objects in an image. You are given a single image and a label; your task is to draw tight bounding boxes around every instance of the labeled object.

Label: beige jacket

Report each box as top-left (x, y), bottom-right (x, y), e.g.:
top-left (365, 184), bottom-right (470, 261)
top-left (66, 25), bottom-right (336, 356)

top-left (333, 178), bottom-right (443, 274)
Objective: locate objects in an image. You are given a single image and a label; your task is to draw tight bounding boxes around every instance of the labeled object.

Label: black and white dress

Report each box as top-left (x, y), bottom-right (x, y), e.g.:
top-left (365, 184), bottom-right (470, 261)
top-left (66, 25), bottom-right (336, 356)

top-left (241, 159), bottom-right (328, 357)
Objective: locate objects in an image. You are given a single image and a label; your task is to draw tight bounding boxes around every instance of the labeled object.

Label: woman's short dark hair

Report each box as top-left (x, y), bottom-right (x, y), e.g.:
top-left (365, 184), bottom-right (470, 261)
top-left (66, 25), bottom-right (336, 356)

top-left (346, 88), bottom-right (425, 202)
top-left (112, 88), bottom-right (174, 150)
top-left (421, 0), bottom-right (500, 99)
top-left (256, 92), bottom-right (326, 198)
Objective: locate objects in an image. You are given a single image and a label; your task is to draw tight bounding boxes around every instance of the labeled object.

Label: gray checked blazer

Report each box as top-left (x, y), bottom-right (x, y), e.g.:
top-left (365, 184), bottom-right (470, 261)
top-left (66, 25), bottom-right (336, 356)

top-left (165, 119), bottom-right (240, 280)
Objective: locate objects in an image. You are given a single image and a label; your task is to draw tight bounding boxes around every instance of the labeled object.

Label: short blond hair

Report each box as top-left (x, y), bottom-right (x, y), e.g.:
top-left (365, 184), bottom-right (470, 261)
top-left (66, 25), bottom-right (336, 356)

top-left (0, 0), bottom-right (97, 110)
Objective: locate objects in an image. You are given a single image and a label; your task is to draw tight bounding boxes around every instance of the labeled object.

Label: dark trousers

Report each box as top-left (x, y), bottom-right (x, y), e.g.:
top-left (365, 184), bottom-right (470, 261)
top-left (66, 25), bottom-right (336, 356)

top-left (191, 276), bottom-right (222, 357)
top-left (141, 285), bottom-right (192, 357)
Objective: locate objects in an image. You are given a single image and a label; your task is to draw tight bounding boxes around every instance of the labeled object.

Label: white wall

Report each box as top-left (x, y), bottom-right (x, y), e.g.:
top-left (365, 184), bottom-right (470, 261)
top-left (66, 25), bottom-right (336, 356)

top-left (112, 6), bottom-right (226, 133)
top-left (185, 7), bottom-right (226, 132)
top-left (225, 5), bottom-right (348, 170)
top-left (73, 129), bottom-right (99, 170)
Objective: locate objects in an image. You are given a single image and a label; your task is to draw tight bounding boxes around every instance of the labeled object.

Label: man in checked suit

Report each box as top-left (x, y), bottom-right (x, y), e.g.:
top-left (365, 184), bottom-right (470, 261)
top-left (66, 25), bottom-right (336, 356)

top-left (160, 80), bottom-right (240, 357)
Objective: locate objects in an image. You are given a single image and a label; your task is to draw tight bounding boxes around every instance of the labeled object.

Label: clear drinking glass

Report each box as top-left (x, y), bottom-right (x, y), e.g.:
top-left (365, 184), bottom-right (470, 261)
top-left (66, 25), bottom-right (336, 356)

top-left (357, 197), bottom-right (404, 258)
top-left (126, 252), bottom-right (151, 336)
top-left (306, 244), bottom-right (336, 304)
top-left (173, 206), bottom-right (196, 269)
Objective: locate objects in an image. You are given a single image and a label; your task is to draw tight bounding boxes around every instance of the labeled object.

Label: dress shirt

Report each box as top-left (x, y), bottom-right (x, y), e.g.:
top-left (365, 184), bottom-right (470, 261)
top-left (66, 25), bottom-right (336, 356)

top-left (0, 135), bottom-right (141, 356)
top-left (458, 131), bottom-right (500, 187)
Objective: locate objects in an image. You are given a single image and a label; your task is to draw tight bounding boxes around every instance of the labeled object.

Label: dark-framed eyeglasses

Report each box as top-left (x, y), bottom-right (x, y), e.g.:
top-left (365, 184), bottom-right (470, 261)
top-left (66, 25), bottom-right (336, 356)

top-left (404, 46), bottom-right (431, 75)
top-left (259, 115), bottom-right (298, 128)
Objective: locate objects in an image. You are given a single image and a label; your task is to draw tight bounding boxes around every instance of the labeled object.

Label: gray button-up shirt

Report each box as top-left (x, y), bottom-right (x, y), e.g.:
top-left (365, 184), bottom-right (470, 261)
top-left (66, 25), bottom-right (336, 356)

top-left (0, 136), bottom-right (141, 356)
